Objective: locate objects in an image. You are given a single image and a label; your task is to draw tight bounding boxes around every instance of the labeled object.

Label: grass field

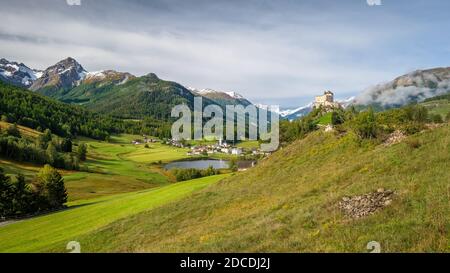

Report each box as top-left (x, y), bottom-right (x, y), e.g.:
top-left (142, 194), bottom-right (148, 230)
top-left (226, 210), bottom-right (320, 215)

top-left (60, 124), bottom-right (449, 253)
top-left (0, 133), bottom-right (195, 201)
top-left (120, 143), bottom-right (189, 163)
top-left (0, 174), bottom-right (229, 253)
top-left (0, 121), bottom-right (42, 139)
top-left (421, 99), bottom-right (450, 118)
top-left (236, 140), bottom-right (260, 149)
top-left (316, 112), bottom-right (333, 125)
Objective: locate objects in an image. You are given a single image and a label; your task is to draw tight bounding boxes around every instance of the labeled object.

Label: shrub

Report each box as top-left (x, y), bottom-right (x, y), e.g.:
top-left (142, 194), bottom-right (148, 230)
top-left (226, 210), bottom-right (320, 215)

top-left (171, 168), bottom-right (202, 182)
top-left (430, 114), bottom-right (443, 124)
top-left (229, 158), bottom-right (238, 172)
top-left (352, 108), bottom-right (378, 139)
top-left (402, 122), bottom-right (425, 135)
top-left (406, 138), bottom-right (421, 149)
top-left (6, 124), bottom-right (20, 138)
top-left (171, 166), bottom-right (219, 182)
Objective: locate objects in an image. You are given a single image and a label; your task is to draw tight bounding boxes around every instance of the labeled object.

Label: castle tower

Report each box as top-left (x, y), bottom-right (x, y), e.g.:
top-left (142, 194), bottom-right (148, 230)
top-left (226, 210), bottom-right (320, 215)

top-left (313, 91), bottom-right (339, 109)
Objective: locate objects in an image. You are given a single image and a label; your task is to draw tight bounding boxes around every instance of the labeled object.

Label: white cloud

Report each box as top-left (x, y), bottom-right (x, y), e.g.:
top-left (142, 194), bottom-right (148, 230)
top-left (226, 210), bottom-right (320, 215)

top-left (0, 0), bottom-right (433, 104)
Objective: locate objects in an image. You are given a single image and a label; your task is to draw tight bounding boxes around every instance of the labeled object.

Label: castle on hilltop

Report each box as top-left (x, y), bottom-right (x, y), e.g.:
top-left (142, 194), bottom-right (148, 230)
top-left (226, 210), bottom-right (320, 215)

top-left (313, 91), bottom-right (341, 109)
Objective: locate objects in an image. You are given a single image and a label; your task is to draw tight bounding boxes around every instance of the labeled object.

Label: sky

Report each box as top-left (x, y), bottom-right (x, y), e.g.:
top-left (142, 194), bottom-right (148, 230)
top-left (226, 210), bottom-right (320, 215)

top-left (1, 0), bottom-right (450, 107)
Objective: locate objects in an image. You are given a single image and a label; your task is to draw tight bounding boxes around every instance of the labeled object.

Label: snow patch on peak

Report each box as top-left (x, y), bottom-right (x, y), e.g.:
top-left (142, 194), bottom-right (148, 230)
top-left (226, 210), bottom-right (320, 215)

top-left (86, 70), bottom-right (106, 79)
top-left (187, 87), bottom-right (245, 99)
top-left (0, 58), bottom-right (43, 87)
top-left (278, 102), bottom-right (313, 117)
top-left (225, 91), bottom-right (244, 99)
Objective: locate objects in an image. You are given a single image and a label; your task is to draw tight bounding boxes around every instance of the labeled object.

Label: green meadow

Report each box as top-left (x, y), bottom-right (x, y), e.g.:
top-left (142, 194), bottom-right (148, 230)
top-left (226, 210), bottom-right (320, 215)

top-left (0, 174), bottom-right (228, 253)
top-left (55, 125), bottom-right (449, 253)
top-left (421, 98), bottom-right (450, 118)
top-left (0, 130), bottom-right (232, 253)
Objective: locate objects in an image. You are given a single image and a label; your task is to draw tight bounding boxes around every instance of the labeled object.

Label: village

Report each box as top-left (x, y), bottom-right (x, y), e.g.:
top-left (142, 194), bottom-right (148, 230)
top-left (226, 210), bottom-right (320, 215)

top-left (130, 135), bottom-right (268, 157)
top-left (166, 138), bottom-right (260, 157)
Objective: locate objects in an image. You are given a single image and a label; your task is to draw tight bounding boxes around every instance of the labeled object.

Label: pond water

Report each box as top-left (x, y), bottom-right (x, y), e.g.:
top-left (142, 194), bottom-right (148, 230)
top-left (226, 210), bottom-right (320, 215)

top-left (164, 159), bottom-right (230, 170)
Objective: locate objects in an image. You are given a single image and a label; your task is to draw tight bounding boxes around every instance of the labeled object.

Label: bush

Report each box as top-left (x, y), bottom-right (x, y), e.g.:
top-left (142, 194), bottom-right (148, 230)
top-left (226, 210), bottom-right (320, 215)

top-left (406, 138), bottom-right (421, 149)
top-left (352, 108), bottom-right (378, 139)
top-left (229, 158), bottom-right (238, 172)
top-left (171, 168), bottom-right (202, 182)
top-left (6, 124), bottom-right (20, 138)
top-left (430, 114), bottom-right (443, 124)
top-left (403, 122), bottom-right (425, 135)
top-left (171, 166), bottom-right (219, 182)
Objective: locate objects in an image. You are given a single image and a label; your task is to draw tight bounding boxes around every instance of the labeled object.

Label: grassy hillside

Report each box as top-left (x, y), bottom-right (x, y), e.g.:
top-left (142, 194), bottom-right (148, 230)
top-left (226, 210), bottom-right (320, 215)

top-left (420, 96), bottom-right (450, 119)
top-left (0, 121), bottom-right (42, 139)
top-left (0, 174), bottom-right (228, 253)
top-left (56, 124), bottom-right (450, 253)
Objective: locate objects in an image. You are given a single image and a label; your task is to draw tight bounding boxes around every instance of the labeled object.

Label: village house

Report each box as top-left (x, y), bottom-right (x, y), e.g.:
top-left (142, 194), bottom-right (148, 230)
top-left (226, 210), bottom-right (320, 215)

top-left (231, 147), bottom-right (243, 155)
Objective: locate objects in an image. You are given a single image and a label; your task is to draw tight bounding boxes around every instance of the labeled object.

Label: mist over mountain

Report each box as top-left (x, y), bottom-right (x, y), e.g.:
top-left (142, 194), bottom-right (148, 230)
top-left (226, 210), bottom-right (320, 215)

top-left (355, 67), bottom-right (450, 108)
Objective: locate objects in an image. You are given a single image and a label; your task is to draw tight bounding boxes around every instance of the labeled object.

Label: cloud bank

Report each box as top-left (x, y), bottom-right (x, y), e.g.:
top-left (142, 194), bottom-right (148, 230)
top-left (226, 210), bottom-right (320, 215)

top-left (1, 0), bottom-right (450, 105)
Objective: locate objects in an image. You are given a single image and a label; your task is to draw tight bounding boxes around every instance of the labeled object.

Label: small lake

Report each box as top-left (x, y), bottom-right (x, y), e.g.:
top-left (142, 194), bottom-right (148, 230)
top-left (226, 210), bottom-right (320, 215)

top-left (164, 159), bottom-right (230, 170)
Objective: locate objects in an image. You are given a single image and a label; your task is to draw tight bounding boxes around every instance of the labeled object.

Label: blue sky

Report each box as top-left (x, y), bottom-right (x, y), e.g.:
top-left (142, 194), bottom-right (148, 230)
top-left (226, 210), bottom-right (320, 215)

top-left (1, 0), bottom-right (450, 106)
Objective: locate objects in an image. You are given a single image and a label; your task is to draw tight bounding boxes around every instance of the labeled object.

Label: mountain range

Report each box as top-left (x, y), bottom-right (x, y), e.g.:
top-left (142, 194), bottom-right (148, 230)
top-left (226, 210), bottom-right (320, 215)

top-left (0, 58), bottom-right (42, 88)
top-left (2, 57), bottom-right (450, 120)
top-left (0, 57), bottom-right (251, 119)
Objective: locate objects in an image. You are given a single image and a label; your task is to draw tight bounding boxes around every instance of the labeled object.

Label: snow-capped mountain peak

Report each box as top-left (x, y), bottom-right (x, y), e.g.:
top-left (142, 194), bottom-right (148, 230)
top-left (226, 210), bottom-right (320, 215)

top-left (186, 87), bottom-right (245, 99)
top-left (0, 58), bottom-right (43, 88)
top-left (187, 87), bottom-right (245, 99)
top-left (225, 91), bottom-right (244, 99)
top-left (30, 57), bottom-right (88, 91)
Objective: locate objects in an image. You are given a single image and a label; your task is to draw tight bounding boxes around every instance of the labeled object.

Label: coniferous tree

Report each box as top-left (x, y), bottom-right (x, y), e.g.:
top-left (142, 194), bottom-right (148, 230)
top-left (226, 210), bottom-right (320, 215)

top-left (6, 124), bottom-right (20, 138)
top-left (46, 143), bottom-right (58, 165)
top-left (77, 143), bottom-right (87, 161)
top-left (35, 165), bottom-right (67, 209)
top-left (11, 174), bottom-right (32, 216)
top-left (61, 138), bottom-right (73, 153)
top-left (0, 168), bottom-right (13, 218)
top-left (39, 129), bottom-right (52, 149)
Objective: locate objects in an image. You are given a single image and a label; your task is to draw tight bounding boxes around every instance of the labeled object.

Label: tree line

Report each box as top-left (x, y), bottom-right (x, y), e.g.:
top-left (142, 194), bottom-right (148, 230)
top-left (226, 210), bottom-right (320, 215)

top-left (0, 81), bottom-right (172, 141)
top-left (170, 166), bottom-right (219, 182)
top-left (0, 165), bottom-right (67, 220)
top-left (0, 125), bottom-right (87, 170)
top-left (280, 103), bottom-right (448, 144)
